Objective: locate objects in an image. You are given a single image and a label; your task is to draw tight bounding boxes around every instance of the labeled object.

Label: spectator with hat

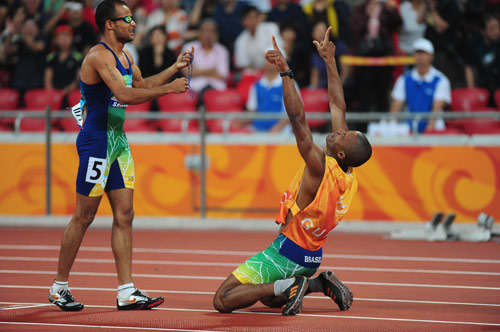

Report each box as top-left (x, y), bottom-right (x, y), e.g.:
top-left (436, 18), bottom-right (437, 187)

top-left (389, 37), bottom-right (451, 133)
top-left (44, 24), bottom-right (82, 107)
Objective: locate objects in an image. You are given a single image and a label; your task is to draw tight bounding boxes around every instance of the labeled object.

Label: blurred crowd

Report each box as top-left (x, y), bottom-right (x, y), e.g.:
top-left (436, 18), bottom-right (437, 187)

top-left (0, 0), bottom-right (499, 133)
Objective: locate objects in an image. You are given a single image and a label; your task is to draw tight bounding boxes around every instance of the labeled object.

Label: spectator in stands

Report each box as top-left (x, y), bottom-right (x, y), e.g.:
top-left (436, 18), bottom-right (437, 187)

top-left (464, 14), bottom-right (500, 105)
top-left (183, 19), bottom-right (229, 97)
top-left (309, 21), bottom-right (328, 88)
top-left (146, 0), bottom-right (188, 53)
top-left (389, 38), bottom-right (451, 133)
top-left (350, 0), bottom-right (402, 132)
top-left (267, 0), bottom-right (306, 32)
top-left (212, 0), bottom-right (246, 57)
top-left (234, 6), bottom-right (283, 71)
top-left (280, 21), bottom-right (310, 88)
top-left (399, 0), bottom-right (427, 55)
top-left (187, 0), bottom-right (218, 39)
top-left (44, 1), bottom-right (97, 56)
top-left (10, 18), bottom-right (46, 100)
top-left (44, 25), bottom-right (82, 107)
top-left (22, 0), bottom-right (42, 28)
top-left (303, 0), bottom-right (351, 56)
top-left (0, 4), bottom-right (26, 83)
top-left (246, 47), bottom-right (298, 133)
top-left (138, 25), bottom-right (178, 79)
top-left (423, 0), bottom-right (465, 88)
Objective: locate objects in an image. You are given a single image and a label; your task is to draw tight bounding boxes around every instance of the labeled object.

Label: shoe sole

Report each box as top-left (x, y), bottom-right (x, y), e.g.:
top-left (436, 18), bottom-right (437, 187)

top-left (117, 297), bottom-right (165, 310)
top-left (282, 277), bottom-right (308, 316)
top-left (49, 298), bottom-right (84, 311)
top-left (320, 271), bottom-right (353, 311)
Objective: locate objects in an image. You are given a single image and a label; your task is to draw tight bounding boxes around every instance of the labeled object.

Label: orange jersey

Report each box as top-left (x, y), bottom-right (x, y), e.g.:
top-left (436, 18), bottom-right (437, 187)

top-left (276, 155), bottom-right (358, 251)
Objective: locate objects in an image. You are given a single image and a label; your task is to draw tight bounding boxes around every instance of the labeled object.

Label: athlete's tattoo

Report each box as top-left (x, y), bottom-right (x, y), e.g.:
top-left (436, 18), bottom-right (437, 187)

top-left (106, 63), bottom-right (118, 81)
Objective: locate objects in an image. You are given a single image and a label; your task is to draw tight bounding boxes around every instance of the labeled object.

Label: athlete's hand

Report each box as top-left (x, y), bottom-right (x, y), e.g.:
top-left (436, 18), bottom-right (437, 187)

top-left (168, 77), bottom-right (189, 93)
top-left (265, 35), bottom-right (289, 73)
top-left (313, 26), bottom-right (336, 62)
top-left (175, 46), bottom-right (194, 71)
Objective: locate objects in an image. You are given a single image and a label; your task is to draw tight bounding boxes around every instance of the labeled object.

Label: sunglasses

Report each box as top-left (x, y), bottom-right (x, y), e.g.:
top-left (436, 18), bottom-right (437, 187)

top-left (110, 15), bottom-right (134, 24)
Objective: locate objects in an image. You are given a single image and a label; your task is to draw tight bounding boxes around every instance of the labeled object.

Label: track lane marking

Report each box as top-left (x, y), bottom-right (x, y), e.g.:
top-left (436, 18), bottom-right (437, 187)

top-left (0, 302), bottom-right (499, 327)
top-left (1, 256), bottom-right (499, 276)
top-left (0, 245), bottom-right (499, 264)
top-left (1, 270), bottom-right (499, 290)
top-left (0, 321), bottom-right (227, 332)
top-left (1, 286), bottom-right (499, 307)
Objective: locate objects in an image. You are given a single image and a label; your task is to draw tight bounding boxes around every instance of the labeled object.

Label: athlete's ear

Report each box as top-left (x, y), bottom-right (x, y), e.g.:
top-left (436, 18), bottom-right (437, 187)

top-left (105, 20), bottom-right (114, 31)
top-left (337, 150), bottom-right (346, 160)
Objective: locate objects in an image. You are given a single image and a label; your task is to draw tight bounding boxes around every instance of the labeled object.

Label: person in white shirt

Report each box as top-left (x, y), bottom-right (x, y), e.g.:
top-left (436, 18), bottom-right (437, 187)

top-left (182, 19), bottom-right (229, 93)
top-left (234, 6), bottom-right (283, 71)
top-left (390, 38), bottom-right (451, 133)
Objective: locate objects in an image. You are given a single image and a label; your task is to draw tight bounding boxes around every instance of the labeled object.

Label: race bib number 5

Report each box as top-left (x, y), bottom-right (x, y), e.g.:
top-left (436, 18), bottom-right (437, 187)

top-left (86, 157), bottom-right (107, 184)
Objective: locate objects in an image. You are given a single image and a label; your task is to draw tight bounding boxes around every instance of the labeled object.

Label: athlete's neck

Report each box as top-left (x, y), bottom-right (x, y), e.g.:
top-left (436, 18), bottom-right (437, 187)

top-left (101, 36), bottom-right (125, 55)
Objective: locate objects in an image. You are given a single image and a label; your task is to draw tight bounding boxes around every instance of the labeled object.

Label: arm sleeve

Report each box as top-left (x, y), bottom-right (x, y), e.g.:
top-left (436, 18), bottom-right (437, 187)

top-left (434, 76), bottom-right (451, 104)
top-left (391, 76), bottom-right (406, 101)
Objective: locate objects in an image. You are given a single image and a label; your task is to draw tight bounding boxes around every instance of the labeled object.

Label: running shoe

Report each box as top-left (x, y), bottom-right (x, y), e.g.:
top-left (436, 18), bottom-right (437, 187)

top-left (48, 287), bottom-right (84, 311)
top-left (282, 276), bottom-right (308, 316)
top-left (319, 270), bottom-right (353, 311)
top-left (116, 289), bottom-right (164, 310)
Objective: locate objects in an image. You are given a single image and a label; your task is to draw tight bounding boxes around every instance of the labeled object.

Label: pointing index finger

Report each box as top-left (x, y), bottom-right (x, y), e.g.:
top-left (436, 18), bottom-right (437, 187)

top-left (272, 35), bottom-right (279, 51)
top-left (324, 26), bottom-right (332, 44)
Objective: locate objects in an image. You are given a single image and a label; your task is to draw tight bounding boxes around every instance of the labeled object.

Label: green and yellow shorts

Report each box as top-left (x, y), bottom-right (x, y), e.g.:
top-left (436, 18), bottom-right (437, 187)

top-left (232, 234), bottom-right (320, 285)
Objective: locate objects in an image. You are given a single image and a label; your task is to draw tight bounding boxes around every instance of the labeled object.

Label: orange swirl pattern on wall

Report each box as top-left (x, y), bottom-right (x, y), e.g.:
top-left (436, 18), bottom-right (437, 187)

top-left (0, 143), bottom-right (498, 222)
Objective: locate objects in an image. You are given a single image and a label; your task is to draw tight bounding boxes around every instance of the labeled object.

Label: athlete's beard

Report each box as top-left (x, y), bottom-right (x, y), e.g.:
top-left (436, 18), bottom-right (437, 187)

top-left (116, 32), bottom-right (134, 44)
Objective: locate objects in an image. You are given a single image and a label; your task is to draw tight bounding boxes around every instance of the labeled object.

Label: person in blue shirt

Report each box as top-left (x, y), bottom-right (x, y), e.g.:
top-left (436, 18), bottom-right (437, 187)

top-left (389, 38), bottom-right (451, 133)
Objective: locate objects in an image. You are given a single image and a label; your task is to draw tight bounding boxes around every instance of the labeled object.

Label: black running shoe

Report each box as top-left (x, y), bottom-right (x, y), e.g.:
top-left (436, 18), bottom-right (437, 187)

top-left (116, 289), bottom-right (164, 310)
top-left (48, 287), bottom-right (84, 311)
top-left (319, 270), bottom-right (353, 311)
top-left (282, 276), bottom-right (308, 316)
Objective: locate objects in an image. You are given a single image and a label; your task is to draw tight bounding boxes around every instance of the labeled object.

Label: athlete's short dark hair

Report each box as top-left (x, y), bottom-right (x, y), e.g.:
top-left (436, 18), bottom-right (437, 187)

top-left (95, 0), bottom-right (128, 34)
top-left (345, 132), bottom-right (372, 167)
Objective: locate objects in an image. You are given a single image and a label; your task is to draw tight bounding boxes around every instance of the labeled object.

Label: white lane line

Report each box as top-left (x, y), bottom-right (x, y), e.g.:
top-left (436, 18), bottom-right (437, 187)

top-left (1, 245), bottom-right (499, 264)
top-left (0, 321), bottom-right (227, 332)
top-left (0, 303), bottom-right (51, 311)
top-left (0, 302), bottom-right (499, 327)
top-left (1, 285), bottom-right (499, 308)
top-left (1, 256), bottom-right (499, 276)
top-left (1, 270), bottom-right (500, 290)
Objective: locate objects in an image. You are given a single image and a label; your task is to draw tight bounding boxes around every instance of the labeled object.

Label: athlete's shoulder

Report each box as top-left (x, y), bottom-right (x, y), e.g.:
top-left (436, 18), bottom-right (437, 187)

top-left (84, 44), bottom-right (116, 66)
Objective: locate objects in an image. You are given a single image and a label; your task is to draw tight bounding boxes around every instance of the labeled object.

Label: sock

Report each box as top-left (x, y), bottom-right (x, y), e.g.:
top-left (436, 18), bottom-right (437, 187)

top-left (117, 283), bottom-right (135, 299)
top-left (52, 280), bottom-right (68, 294)
top-left (307, 276), bottom-right (323, 293)
top-left (273, 278), bottom-right (295, 296)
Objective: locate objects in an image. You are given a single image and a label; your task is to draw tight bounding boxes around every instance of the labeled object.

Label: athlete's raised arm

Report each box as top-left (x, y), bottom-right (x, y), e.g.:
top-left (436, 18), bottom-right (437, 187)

top-left (313, 27), bottom-right (348, 132)
top-left (84, 46), bottom-right (189, 105)
top-left (265, 35), bottom-right (324, 177)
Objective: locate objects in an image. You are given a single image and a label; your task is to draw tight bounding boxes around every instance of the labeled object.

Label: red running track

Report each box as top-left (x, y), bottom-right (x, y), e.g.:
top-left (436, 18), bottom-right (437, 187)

top-left (0, 227), bottom-right (499, 331)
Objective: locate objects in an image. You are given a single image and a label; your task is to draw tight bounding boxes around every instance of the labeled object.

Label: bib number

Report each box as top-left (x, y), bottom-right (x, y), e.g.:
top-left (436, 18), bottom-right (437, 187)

top-left (86, 157), bottom-right (106, 184)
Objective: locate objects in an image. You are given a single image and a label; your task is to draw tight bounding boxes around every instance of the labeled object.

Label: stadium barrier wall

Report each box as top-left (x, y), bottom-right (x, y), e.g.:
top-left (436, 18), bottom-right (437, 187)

top-left (0, 135), bottom-right (498, 223)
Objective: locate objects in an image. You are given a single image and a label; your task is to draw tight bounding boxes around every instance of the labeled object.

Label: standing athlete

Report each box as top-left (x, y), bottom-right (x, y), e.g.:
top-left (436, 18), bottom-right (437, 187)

top-left (48, 0), bottom-right (193, 311)
top-left (213, 27), bottom-right (372, 316)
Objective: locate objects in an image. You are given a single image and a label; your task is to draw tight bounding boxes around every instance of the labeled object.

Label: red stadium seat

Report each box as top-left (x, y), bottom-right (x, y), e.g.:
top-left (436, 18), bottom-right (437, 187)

top-left (156, 92), bottom-right (199, 133)
top-left (0, 88), bottom-right (19, 130)
top-left (67, 89), bottom-right (82, 107)
top-left (123, 100), bottom-right (156, 132)
top-left (494, 89), bottom-right (500, 111)
top-left (21, 89), bottom-right (64, 132)
top-left (0, 88), bottom-right (19, 110)
top-left (24, 89), bottom-right (64, 110)
top-left (450, 87), bottom-right (489, 111)
top-left (203, 89), bottom-right (251, 133)
top-left (300, 88), bottom-right (329, 129)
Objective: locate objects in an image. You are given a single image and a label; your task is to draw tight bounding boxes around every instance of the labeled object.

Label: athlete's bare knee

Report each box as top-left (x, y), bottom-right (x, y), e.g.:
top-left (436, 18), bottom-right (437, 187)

top-left (213, 293), bottom-right (233, 313)
top-left (114, 208), bottom-right (134, 227)
top-left (72, 211), bottom-right (95, 229)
